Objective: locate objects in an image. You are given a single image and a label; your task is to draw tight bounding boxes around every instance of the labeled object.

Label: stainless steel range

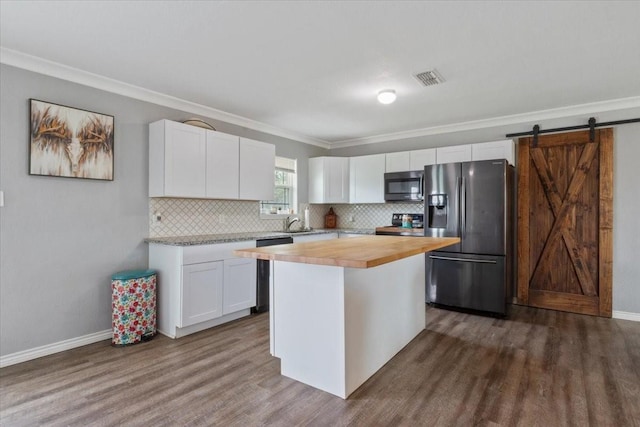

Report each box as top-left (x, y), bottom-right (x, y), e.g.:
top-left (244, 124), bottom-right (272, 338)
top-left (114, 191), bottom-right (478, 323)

top-left (375, 213), bottom-right (424, 236)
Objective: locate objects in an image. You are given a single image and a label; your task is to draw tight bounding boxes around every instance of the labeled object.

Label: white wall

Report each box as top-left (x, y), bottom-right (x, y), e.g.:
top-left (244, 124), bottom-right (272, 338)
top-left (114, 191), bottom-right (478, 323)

top-left (612, 123), bottom-right (640, 314)
top-left (0, 64), bottom-right (327, 358)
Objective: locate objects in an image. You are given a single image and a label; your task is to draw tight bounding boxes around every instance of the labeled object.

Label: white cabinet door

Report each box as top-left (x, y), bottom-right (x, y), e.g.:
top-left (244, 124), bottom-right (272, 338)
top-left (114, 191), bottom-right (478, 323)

top-left (471, 139), bottom-right (515, 165)
top-left (308, 157), bottom-right (350, 204)
top-left (181, 261), bottom-right (223, 327)
top-left (206, 131), bottom-right (239, 199)
top-left (385, 152), bottom-right (411, 172)
top-left (308, 157), bottom-right (324, 204)
top-left (350, 154), bottom-right (385, 203)
top-left (223, 258), bottom-right (257, 315)
top-left (239, 137), bottom-right (275, 201)
top-left (436, 144), bottom-right (472, 164)
top-left (410, 148), bottom-right (437, 170)
top-left (325, 157), bottom-right (350, 203)
top-left (149, 120), bottom-right (207, 198)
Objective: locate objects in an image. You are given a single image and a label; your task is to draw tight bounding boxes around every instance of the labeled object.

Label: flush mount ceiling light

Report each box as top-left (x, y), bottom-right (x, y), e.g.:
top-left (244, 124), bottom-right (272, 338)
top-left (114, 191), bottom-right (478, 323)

top-left (377, 89), bottom-right (397, 105)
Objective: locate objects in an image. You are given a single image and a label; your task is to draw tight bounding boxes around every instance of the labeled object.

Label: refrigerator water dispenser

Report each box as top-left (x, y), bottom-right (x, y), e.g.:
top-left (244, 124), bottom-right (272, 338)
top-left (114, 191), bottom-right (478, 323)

top-left (428, 194), bottom-right (447, 228)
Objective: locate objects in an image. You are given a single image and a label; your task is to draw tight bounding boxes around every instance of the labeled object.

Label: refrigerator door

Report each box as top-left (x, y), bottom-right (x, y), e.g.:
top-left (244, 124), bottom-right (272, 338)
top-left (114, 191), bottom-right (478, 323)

top-left (461, 160), bottom-right (507, 255)
top-left (424, 163), bottom-right (461, 253)
top-left (426, 252), bottom-right (506, 315)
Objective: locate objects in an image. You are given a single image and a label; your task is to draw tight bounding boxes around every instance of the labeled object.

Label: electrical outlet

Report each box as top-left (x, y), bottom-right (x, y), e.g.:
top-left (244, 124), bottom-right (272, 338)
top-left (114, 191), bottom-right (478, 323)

top-left (349, 215), bottom-right (355, 222)
top-left (154, 212), bottom-right (162, 222)
top-left (218, 214), bottom-right (226, 224)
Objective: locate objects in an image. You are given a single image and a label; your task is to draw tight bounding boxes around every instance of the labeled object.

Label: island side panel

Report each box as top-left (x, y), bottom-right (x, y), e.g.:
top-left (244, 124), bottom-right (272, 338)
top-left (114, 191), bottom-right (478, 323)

top-left (343, 253), bottom-right (426, 397)
top-left (272, 261), bottom-right (347, 398)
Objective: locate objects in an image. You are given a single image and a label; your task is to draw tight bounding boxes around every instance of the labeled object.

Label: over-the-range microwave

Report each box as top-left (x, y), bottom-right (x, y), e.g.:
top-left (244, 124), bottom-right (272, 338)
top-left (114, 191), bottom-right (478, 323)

top-left (384, 170), bottom-right (423, 202)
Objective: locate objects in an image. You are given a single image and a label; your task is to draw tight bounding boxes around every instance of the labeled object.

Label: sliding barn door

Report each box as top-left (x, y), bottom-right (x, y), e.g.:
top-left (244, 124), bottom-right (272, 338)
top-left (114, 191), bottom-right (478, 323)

top-left (517, 129), bottom-right (613, 317)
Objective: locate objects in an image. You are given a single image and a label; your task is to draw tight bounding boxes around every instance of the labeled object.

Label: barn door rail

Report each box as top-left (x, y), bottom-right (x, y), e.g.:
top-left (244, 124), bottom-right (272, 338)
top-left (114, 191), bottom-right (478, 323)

top-left (506, 117), bottom-right (640, 147)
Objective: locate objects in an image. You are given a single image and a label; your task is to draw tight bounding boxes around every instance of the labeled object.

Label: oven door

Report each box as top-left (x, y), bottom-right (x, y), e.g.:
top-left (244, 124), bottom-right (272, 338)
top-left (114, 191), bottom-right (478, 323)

top-left (384, 171), bottom-right (423, 202)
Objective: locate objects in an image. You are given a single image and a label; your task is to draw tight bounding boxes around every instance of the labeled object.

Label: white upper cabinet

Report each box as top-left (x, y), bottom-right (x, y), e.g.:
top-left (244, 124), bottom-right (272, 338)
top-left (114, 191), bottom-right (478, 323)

top-left (409, 148), bottom-right (437, 170)
top-left (149, 120), bottom-right (275, 201)
top-left (149, 120), bottom-right (207, 198)
top-left (436, 144), bottom-right (472, 164)
top-left (385, 149), bottom-right (436, 172)
top-left (385, 151), bottom-right (411, 172)
top-left (350, 154), bottom-right (385, 203)
top-left (471, 139), bottom-right (515, 165)
top-left (309, 157), bottom-right (350, 204)
top-left (239, 137), bottom-right (275, 201)
top-left (206, 131), bottom-right (239, 199)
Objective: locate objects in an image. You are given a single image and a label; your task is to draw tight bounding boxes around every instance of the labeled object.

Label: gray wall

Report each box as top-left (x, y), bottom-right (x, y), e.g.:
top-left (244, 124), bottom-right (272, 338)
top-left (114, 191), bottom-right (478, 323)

top-left (331, 123), bottom-right (640, 315)
top-left (612, 123), bottom-right (640, 313)
top-left (0, 64), bottom-right (327, 357)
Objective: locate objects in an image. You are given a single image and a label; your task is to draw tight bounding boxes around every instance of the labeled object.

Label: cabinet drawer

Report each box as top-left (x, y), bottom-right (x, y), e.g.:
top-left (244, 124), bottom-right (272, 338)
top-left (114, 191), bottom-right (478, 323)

top-left (183, 240), bottom-right (257, 265)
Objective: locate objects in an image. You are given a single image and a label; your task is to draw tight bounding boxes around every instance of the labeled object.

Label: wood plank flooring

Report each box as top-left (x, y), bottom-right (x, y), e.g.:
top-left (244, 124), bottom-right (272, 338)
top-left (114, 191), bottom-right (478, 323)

top-left (1, 305), bottom-right (639, 426)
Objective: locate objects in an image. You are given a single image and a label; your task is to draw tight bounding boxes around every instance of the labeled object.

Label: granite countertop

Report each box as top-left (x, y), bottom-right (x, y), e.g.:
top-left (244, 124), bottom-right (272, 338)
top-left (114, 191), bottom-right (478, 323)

top-left (234, 236), bottom-right (461, 268)
top-left (145, 228), bottom-right (375, 246)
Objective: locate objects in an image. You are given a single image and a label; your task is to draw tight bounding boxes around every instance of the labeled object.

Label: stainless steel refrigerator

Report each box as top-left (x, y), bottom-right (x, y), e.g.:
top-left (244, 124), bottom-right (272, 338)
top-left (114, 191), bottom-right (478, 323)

top-left (423, 159), bottom-right (514, 315)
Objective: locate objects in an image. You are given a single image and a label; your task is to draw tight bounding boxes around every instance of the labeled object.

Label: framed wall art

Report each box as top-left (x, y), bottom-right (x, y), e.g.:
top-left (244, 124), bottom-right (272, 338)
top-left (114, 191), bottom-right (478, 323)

top-left (29, 99), bottom-right (114, 181)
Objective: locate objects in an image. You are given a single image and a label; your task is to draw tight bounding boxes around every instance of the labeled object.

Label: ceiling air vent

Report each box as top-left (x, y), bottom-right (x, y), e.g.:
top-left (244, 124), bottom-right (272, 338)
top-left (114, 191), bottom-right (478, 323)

top-left (414, 70), bottom-right (444, 87)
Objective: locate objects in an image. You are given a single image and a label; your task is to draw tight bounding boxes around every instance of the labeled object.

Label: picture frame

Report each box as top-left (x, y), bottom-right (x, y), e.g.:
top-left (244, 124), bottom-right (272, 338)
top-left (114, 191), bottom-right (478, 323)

top-left (29, 99), bottom-right (114, 181)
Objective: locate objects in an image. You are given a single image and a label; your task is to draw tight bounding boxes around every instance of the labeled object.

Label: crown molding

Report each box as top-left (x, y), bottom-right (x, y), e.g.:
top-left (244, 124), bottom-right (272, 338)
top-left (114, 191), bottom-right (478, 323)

top-left (330, 96), bottom-right (640, 149)
top-left (4, 47), bottom-right (639, 151)
top-left (0, 47), bottom-right (331, 149)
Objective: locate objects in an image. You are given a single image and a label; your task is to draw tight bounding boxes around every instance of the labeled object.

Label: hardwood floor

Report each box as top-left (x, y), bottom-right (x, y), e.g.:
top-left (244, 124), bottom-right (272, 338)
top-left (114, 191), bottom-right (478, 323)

top-left (1, 305), bottom-right (638, 426)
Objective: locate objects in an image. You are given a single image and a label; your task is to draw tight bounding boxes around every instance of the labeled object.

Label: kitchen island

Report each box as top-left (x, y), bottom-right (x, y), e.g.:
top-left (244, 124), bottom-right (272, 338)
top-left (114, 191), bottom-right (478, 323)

top-left (234, 235), bottom-right (459, 399)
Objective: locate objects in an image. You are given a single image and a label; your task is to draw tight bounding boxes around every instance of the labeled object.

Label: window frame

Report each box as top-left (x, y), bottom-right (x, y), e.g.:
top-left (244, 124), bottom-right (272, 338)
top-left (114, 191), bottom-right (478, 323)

top-left (259, 156), bottom-right (298, 219)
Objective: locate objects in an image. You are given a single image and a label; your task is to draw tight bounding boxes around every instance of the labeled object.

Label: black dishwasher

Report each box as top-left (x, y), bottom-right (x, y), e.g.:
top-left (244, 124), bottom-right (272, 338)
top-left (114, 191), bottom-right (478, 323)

top-left (253, 236), bottom-right (293, 313)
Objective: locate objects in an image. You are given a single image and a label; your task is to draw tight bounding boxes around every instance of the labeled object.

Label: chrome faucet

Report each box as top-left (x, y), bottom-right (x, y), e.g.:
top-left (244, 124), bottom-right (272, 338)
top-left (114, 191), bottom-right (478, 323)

top-left (284, 216), bottom-right (300, 232)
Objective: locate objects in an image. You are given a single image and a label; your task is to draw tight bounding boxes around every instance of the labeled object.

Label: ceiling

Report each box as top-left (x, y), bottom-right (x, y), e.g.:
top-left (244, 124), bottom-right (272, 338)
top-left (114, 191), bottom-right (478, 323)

top-left (1, 1), bottom-right (640, 148)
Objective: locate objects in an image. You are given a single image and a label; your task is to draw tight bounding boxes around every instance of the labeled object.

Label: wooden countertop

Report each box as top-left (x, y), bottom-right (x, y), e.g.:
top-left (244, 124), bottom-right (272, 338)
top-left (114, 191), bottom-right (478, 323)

top-left (233, 235), bottom-right (460, 269)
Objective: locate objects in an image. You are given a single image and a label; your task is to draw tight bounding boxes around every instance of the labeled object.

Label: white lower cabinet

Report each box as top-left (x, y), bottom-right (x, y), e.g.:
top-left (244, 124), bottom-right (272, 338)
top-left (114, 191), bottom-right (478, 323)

top-left (181, 261), bottom-right (223, 327)
top-left (150, 240), bottom-right (257, 338)
top-left (223, 258), bottom-right (257, 314)
top-left (293, 233), bottom-right (338, 243)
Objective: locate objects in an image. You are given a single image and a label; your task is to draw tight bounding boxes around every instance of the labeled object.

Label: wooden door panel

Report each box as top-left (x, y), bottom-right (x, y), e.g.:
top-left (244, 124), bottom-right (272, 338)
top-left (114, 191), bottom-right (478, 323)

top-left (529, 289), bottom-right (599, 316)
top-left (517, 129), bottom-right (613, 317)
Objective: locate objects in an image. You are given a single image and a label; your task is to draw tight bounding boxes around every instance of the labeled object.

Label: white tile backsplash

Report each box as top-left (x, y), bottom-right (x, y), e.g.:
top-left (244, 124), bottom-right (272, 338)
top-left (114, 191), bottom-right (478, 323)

top-left (149, 198), bottom-right (424, 237)
top-left (309, 203), bottom-right (423, 229)
top-left (149, 198), bottom-right (287, 237)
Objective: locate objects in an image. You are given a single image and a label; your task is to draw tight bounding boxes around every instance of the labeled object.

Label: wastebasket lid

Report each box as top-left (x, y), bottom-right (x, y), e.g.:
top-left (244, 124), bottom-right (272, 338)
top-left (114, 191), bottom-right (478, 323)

top-left (111, 269), bottom-right (157, 280)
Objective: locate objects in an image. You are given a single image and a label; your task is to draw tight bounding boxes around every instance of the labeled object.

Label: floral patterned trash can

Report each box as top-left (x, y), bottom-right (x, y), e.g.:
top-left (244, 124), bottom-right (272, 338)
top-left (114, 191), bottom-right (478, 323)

top-left (111, 269), bottom-right (157, 346)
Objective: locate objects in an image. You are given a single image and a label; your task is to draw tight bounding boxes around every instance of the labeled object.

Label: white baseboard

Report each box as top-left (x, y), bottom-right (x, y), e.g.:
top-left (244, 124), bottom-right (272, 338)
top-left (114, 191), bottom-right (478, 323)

top-left (612, 310), bottom-right (640, 322)
top-left (0, 330), bottom-right (112, 368)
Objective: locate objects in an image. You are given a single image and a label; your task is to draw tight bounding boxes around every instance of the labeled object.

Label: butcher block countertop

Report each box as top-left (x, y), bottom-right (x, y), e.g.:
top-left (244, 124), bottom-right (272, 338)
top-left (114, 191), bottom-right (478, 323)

top-left (233, 235), bottom-right (460, 269)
